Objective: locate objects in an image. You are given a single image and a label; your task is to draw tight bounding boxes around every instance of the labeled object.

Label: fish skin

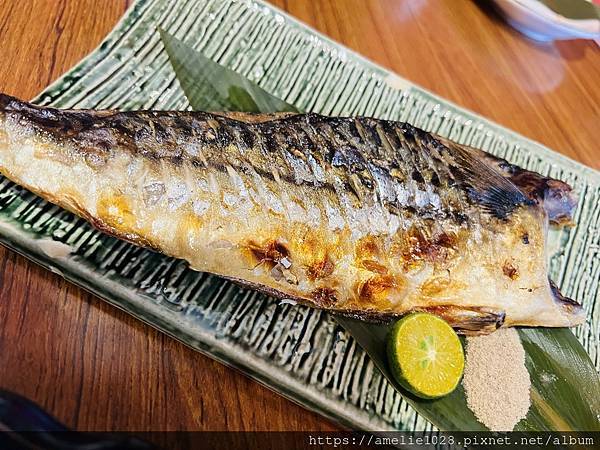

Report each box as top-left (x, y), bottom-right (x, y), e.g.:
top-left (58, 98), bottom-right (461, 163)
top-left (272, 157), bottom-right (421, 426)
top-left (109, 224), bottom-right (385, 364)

top-left (0, 94), bottom-right (585, 334)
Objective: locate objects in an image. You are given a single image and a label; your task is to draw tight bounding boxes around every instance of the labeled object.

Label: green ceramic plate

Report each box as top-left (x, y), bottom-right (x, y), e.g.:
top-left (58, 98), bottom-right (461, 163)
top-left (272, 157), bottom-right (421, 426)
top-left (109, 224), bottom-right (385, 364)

top-left (0, 0), bottom-right (598, 433)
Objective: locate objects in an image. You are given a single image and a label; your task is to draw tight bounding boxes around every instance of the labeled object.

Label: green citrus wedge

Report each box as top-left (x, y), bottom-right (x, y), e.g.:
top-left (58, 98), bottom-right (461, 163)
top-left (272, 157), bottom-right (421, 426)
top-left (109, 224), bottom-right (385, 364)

top-left (386, 313), bottom-right (464, 399)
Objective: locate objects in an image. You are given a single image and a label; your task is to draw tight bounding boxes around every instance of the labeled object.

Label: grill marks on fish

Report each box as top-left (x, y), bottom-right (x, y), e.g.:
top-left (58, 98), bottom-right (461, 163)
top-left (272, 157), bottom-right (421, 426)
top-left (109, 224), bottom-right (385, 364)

top-left (0, 105), bottom-right (537, 238)
top-left (0, 94), bottom-right (586, 333)
top-left (247, 239), bottom-right (290, 269)
top-left (307, 255), bottom-right (335, 281)
top-left (11, 98), bottom-right (487, 230)
top-left (21, 99), bottom-right (532, 233)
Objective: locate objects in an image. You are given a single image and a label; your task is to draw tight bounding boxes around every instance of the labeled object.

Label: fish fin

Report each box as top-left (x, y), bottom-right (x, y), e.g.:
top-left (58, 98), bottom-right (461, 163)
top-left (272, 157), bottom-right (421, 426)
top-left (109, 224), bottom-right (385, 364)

top-left (329, 305), bottom-right (506, 335)
top-left (408, 305), bottom-right (506, 335)
top-left (213, 111), bottom-right (298, 124)
top-left (434, 134), bottom-right (576, 225)
top-left (442, 140), bottom-right (534, 220)
top-left (463, 142), bottom-right (577, 226)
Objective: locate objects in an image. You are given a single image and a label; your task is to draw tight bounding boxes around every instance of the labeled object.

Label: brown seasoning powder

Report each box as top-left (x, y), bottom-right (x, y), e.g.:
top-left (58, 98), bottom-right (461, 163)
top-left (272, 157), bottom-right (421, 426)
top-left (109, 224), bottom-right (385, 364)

top-left (463, 328), bottom-right (531, 431)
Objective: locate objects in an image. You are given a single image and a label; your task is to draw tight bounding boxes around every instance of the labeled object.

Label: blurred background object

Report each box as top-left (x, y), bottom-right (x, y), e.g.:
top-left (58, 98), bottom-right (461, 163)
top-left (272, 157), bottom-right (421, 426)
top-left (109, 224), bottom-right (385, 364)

top-left (491, 0), bottom-right (600, 42)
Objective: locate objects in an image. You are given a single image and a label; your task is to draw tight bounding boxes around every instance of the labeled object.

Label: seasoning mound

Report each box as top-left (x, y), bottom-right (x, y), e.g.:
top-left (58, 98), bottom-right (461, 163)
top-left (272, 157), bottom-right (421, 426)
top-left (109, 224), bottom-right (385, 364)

top-left (463, 328), bottom-right (531, 431)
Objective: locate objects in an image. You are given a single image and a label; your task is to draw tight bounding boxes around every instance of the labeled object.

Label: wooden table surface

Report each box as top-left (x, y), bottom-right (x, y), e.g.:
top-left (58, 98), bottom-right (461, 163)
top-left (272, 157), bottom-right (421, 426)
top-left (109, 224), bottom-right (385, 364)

top-left (0, 0), bottom-right (598, 433)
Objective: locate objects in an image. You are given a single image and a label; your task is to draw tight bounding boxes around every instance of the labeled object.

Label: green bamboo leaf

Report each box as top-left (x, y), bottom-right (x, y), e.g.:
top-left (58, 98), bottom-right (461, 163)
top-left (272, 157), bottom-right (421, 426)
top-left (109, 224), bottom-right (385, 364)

top-left (159, 29), bottom-right (298, 113)
top-left (519, 328), bottom-right (600, 431)
top-left (160, 30), bottom-right (600, 432)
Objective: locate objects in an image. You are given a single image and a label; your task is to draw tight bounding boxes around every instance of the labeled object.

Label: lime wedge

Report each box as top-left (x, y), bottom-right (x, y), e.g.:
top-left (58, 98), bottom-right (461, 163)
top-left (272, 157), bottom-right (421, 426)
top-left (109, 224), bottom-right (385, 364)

top-left (386, 313), bottom-right (464, 399)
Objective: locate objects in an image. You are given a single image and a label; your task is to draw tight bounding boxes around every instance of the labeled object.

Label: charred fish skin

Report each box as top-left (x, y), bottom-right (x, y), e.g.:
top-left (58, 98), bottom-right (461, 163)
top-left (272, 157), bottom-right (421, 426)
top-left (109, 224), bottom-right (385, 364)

top-left (465, 145), bottom-right (578, 226)
top-left (0, 94), bottom-right (585, 334)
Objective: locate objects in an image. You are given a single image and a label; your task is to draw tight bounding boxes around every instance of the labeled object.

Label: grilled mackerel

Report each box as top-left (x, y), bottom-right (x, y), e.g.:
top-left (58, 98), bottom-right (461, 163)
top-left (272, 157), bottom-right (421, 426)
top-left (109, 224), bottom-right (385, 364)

top-left (0, 94), bottom-right (584, 334)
